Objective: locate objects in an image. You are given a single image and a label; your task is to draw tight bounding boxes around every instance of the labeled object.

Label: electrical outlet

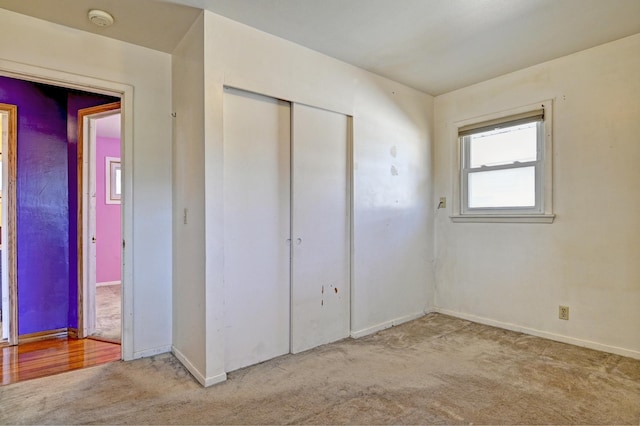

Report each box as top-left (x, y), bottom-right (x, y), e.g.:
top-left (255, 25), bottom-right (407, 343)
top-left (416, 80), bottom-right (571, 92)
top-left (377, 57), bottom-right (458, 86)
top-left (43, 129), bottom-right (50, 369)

top-left (559, 305), bottom-right (569, 320)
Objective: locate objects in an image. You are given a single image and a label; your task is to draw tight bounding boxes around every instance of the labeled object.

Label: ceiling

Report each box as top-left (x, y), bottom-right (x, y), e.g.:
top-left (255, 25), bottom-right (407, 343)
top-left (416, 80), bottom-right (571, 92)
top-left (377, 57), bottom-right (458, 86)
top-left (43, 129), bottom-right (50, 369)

top-left (1, 0), bottom-right (639, 95)
top-left (0, 0), bottom-right (201, 53)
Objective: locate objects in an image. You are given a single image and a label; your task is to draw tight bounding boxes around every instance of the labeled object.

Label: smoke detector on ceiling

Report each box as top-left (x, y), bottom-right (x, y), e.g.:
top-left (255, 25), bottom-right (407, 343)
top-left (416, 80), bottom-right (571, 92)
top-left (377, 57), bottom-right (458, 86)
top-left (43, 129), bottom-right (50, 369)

top-left (88, 9), bottom-right (114, 27)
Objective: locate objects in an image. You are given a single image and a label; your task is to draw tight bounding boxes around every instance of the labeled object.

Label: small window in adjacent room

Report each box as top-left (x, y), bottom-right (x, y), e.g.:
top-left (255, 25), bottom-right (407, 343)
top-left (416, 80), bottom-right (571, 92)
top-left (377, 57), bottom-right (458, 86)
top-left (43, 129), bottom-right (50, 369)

top-left (452, 101), bottom-right (554, 223)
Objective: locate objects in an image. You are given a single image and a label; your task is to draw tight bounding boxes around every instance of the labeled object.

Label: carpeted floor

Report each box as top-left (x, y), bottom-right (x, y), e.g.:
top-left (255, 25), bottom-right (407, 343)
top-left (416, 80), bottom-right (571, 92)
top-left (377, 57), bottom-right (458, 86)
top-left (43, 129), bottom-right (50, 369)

top-left (92, 284), bottom-right (121, 343)
top-left (0, 313), bottom-right (638, 424)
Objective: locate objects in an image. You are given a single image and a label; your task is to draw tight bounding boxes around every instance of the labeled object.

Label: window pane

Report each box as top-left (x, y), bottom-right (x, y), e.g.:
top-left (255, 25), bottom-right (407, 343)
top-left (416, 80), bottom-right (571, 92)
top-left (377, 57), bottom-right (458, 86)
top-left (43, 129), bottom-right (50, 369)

top-left (468, 167), bottom-right (535, 208)
top-left (470, 122), bottom-right (537, 168)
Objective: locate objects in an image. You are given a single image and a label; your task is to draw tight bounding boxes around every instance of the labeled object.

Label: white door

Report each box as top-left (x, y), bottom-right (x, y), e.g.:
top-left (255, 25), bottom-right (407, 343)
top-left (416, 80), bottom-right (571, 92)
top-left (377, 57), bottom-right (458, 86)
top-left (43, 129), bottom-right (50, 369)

top-left (223, 88), bottom-right (291, 372)
top-left (82, 114), bottom-right (99, 337)
top-left (291, 104), bottom-right (350, 353)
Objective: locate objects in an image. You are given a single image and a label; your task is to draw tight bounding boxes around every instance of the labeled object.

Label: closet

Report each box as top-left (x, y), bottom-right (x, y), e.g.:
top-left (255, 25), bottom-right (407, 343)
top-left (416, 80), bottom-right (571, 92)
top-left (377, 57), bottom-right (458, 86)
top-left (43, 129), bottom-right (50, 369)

top-left (223, 87), bottom-right (350, 372)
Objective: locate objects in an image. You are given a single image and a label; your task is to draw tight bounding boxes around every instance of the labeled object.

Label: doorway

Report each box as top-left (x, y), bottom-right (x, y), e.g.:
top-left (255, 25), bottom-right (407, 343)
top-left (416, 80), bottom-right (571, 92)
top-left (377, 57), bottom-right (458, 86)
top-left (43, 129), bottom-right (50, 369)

top-left (0, 64), bottom-right (133, 367)
top-left (0, 74), bottom-right (125, 384)
top-left (0, 76), bottom-right (121, 346)
top-left (0, 103), bottom-right (17, 347)
top-left (78, 104), bottom-right (122, 343)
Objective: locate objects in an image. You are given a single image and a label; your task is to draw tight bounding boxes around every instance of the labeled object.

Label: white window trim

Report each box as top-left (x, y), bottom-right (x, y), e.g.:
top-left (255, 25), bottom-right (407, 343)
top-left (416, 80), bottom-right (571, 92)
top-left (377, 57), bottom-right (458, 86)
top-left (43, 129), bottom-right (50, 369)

top-left (449, 100), bottom-right (555, 224)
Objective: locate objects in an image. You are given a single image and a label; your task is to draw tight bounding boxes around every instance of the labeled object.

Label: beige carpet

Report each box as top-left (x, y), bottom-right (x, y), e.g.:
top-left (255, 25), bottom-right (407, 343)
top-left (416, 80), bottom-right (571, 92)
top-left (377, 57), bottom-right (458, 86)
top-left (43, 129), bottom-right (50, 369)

top-left (92, 284), bottom-right (121, 343)
top-left (1, 313), bottom-right (638, 424)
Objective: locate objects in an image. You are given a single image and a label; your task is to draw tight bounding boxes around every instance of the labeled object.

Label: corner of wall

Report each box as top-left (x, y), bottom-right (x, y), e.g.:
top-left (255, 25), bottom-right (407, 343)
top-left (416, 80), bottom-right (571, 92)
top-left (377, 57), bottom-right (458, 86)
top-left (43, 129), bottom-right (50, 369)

top-left (172, 346), bottom-right (227, 387)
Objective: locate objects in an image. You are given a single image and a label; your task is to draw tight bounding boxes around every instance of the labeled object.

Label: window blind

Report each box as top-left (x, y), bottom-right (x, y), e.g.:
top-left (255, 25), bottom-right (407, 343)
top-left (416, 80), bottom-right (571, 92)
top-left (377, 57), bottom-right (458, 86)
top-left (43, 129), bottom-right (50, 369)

top-left (458, 108), bottom-right (544, 137)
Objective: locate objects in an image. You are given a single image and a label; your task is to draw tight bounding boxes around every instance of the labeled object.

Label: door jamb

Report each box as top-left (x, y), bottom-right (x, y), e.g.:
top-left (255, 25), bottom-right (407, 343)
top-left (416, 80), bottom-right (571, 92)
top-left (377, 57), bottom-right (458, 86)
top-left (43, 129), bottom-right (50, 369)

top-left (0, 103), bottom-right (17, 347)
top-left (77, 102), bottom-right (121, 339)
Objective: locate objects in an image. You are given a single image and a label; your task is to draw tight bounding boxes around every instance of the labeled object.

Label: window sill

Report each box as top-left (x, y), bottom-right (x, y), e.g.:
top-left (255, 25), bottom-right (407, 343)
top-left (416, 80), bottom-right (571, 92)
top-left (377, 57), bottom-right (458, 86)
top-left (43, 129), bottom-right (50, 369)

top-left (450, 214), bottom-right (555, 223)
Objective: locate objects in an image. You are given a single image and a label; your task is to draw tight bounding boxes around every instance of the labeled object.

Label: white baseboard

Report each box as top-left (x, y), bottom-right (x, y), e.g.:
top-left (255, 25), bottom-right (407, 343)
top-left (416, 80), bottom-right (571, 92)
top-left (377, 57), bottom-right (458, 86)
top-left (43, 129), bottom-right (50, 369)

top-left (97, 280), bottom-right (121, 287)
top-left (172, 346), bottom-right (227, 387)
top-left (132, 345), bottom-right (172, 360)
top-left (351, 311), bottom-right (425, 339)
top-left (431, 307), bottom-right (640, 360)
top-left (203, 372), bottom-right (227, 387)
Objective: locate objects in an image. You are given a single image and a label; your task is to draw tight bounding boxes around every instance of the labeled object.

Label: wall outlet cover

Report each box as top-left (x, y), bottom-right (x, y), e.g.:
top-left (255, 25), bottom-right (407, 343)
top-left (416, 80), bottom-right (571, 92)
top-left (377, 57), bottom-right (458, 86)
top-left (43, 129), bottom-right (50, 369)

top-left (559, 305), bottom-right (569, 320)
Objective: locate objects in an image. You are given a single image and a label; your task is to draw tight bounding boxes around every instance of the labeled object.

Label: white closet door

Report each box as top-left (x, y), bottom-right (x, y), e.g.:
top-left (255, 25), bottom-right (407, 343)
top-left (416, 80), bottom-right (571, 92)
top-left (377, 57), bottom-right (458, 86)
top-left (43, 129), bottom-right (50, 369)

top-left (291, 103), bottom-right (350, 353)
top-left (223, 88), bottom-right (291, 372)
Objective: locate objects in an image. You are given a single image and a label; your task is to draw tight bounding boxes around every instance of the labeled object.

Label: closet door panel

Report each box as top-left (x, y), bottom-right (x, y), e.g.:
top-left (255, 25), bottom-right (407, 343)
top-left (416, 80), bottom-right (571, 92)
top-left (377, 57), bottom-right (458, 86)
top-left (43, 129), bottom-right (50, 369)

top-left (223, 88), bottom-right (291, 371)
top-left (291, 103), bottom-right (350, 353)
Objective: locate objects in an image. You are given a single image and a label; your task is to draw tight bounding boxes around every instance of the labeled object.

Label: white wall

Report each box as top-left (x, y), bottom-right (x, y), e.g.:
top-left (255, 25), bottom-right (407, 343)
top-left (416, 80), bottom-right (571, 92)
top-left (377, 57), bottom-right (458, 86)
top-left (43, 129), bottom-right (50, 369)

top-left (203, 10), bottom-right (434, 339)
top-left (0, 9), bottom-right (173, 359)
top-left (170, 11), bottom-right (433, 385)
top-left (171, 13), bottom-right (208, 380)
top-left (433, 34), bottom-right (640, 359)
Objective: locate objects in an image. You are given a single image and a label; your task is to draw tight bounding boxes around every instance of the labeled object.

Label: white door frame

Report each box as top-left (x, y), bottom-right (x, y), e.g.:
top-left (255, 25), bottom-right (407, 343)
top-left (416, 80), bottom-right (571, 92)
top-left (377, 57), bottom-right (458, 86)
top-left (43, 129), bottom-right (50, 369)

top-left (0, 59), bottom-right (134, 360)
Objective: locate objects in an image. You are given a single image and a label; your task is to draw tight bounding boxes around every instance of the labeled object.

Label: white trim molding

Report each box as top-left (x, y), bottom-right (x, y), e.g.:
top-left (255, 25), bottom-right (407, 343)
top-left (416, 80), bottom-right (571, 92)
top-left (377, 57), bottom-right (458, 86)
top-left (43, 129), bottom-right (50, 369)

top-left (451, 99), bottom-right (554, 223)
top-left (450, 214), bottom-right (555, 223)
top-left (351, 311), bottom-right (425, 339)
top-left (133, 345), bottom-right (172, 359)
top-left (96, 280), bottom-right (122, 287)
top-left (172, 346), bottom-right (227, 387)
top-left (431, 307), bottom-right (640, 360)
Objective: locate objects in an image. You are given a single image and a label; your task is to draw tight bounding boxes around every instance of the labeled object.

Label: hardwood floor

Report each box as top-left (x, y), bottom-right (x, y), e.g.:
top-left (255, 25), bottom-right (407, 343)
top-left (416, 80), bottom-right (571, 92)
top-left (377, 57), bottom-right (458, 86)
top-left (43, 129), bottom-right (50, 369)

top-left (1, 337), bottom-right (120, 385)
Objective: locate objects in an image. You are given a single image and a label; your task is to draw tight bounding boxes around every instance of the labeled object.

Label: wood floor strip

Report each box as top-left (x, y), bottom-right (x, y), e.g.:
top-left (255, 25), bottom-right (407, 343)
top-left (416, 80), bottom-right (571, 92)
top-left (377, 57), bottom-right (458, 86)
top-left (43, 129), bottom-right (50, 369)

top-left (0, 338), bottom-right (120, 385)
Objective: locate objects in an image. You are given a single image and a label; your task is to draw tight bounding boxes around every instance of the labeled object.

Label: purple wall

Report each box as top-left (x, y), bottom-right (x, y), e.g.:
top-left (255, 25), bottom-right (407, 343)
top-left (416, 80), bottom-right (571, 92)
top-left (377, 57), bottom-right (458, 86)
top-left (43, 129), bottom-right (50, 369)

top-left (96, 136), bottom-right (121, 283)
top-left (65, 92), bottom-right (118, 329)
top-left (0, 76), bottom-right (117, 335)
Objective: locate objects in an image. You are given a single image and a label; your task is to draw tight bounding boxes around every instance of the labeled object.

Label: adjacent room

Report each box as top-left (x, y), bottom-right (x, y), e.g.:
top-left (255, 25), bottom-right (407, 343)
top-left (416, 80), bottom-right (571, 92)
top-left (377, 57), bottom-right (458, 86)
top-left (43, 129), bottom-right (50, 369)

top-left (0, 0), bottom-right (638, 423)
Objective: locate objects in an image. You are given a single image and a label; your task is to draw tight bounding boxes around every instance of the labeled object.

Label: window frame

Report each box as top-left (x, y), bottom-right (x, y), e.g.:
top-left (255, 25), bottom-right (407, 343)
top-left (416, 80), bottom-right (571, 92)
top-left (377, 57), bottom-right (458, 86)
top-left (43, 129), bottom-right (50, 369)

top-left (450, 100), bottom-right (555, 223)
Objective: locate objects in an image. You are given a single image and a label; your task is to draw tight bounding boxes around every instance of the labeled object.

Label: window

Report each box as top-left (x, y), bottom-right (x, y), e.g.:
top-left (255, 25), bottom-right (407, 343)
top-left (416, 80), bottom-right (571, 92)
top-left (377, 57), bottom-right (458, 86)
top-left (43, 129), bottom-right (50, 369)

top-left (452, 101), bottom-right (554, 223)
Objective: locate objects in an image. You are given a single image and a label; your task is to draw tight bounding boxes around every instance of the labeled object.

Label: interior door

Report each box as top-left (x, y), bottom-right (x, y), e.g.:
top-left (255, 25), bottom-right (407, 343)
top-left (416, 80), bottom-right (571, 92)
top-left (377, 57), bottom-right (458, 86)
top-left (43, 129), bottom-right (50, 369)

top-left (78, 102), bottom-right (121, 339)
top-left (86, 116), bottom-right (98, 336)
top-left (223, 87), bottom-right (291, 372)
top-left (291, 103), bottom-right (350, 353)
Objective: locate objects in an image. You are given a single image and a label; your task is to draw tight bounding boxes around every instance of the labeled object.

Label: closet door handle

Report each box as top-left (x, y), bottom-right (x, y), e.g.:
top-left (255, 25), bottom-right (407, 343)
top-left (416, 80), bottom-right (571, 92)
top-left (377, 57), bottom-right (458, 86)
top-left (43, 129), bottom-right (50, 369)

top-left (296, 238), bottom-right (302, 245)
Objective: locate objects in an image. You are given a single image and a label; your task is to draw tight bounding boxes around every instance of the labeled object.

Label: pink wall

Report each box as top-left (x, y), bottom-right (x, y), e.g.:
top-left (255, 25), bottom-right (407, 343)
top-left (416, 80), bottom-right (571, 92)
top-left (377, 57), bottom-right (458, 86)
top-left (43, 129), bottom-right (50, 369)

top-left (96, 136), bottom-right (121, 283)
